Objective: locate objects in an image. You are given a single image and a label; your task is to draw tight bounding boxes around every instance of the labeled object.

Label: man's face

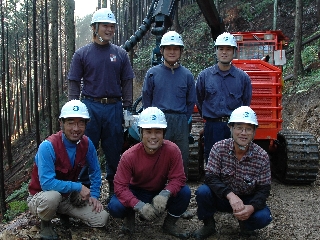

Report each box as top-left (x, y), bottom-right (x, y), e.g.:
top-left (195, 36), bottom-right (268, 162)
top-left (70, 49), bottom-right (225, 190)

top-left (94, 22), bottom-right (115, 44)
top-left (141, 128), bottom-right (164, 154)
top-left (161, 46), bottom-right (182, 64)
top-left (216, 45), bottom-right (235, 64)
top-left (231, 123), bottom-right (255, 147)
top-left (61, 117), bottom-right (86, 143)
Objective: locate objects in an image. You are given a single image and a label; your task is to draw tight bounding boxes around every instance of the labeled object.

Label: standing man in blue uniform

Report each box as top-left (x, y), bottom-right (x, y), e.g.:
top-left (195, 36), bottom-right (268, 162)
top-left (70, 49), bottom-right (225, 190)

top-left (68, 8), bottom-right (135, 202)
top-left (196, 32), bottom-right (252, 163)
top-left (142, 31), bottom-right (196, 178)
top-left (28, 100), bottom-right (109, 239)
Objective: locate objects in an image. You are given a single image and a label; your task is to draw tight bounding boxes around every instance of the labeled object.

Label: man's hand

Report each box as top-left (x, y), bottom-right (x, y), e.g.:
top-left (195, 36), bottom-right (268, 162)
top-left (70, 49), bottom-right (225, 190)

top-left (233, 205), bottom-right (254, 221)
top-left (227, 192), bottom-right (245, 213)
top-left (69, 191), bottom-right (86, 208)
top-left (88, 197), bottom-right (104, 213)
top-left (79, 185), bottom-right (90, 201)
top-left (152, 190), bottom-right (170, 214)
top-left (133, 201), bottom-right (160, 221)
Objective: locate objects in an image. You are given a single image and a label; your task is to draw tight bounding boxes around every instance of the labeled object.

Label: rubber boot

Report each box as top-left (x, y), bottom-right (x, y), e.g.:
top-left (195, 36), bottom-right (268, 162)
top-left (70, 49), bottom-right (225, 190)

top-left (40, 220), bottom-right (59, 240)
top-left (192, 217), bottom-right (216, 239)
top-left (180, 210), bottom-right (194, 220)
top-left (121, 210), bottom-right (135, 235)
top-left (106, 180), bottom-right (114, 204)
top-left (238, 220), bottom-right (257, 237)
top-left (162, 214), bottom-right (190, 239)
top-left (58, 213), bottom-right (70, 228)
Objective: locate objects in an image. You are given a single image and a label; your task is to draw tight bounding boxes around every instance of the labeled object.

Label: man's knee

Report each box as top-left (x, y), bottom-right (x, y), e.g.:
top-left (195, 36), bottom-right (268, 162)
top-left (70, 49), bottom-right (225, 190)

top-left (195, 184), bottom-right (211, 199)
top-left (107, 196), bottom-right (127, 218)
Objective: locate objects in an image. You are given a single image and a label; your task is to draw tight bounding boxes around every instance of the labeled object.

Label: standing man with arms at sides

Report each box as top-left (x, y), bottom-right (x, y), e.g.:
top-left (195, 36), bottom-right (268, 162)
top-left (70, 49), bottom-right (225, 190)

top-left (27, 100), bottom-right (109, 240)
top-left (192, 106), bottom-right (272, 239)
top-left (107, 107), bottom-right (191, 239)
top-left (196, 32), bottom-right (252, 163)
top-left (67, 8), bottom-right (135, 202)
top-left (142, 31), bottom-right (196, 178)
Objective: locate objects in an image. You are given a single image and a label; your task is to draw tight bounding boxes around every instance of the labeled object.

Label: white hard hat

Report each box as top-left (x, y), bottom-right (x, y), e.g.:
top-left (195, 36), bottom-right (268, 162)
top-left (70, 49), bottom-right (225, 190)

top-left (160, 31), bottom-right (184, 48)
top-left (215, 32), bottom-right (237, 48)
top-left (91, 8), bottom-right (116, 25)
top-left (228, 106), bottom-right (258, 126)
top-left (138, 107), bottom-right (167, 128)
top-left (59, 100), bottom-right (90, 120)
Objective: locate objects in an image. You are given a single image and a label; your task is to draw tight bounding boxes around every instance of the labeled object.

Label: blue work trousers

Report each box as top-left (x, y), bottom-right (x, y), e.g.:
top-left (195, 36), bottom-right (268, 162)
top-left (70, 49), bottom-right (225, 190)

top-left (204, 121), bottom-right (230, 163)
top-left (80, 99), bottom-right (123, 182)
top-left (164, 113), bottom-right (189, 177)
top-left (195, 184), bottom-right (272, 231)
top-left (107, 185), bottom-right (191, 218)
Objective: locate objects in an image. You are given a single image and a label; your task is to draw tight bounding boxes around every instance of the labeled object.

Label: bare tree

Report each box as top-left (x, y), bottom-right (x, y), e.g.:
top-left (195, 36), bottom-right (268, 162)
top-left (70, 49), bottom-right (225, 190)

top-left (33, 0), bottom-right (40, 146)
top-left (273, 0), bottom-right (278, 30)
top-left (293, 0), bottom-right (303, 81)
top-left (317, 0), bottom-right (320, 22)
top-left (0, 0), bottom-right (7, 217)
top-left (51, 0), bottom-right (60, 132)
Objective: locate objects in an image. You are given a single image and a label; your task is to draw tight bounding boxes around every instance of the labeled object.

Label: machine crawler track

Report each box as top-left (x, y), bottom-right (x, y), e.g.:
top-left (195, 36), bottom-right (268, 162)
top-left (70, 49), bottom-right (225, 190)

top-left (188, 113), bottom-right (205, 181)
top-left (272, 129), bottom-right (319, 184)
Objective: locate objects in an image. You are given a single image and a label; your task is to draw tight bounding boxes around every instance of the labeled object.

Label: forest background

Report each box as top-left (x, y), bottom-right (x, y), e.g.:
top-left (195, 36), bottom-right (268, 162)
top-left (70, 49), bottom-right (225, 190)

top-left (0, 0), bottom-right (320, 223)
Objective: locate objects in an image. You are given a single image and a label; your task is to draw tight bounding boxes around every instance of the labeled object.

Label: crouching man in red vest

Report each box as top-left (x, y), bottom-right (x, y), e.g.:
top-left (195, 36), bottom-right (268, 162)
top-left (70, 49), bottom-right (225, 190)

top-left (28, 100), bottom-right (109, 240)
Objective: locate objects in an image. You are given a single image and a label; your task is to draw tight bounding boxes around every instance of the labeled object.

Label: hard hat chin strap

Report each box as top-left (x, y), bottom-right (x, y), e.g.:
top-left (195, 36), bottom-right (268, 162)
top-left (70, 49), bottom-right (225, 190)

top-left (95, 23), bottom-right (104, 42)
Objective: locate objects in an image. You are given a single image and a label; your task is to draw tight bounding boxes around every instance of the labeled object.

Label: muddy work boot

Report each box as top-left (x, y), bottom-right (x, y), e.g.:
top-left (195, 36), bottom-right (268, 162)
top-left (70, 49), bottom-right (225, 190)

top-left (121, 210), bottom-right (135, 235)
top-left (192, 217), bottom-right (216, 239)
top-left (58, 213), bottom-right (70, 228)
top-left (106, 180), bottom-right (114, 204)
top-left (238, 220), bottom-right (257, 237)
top-left (162, 213), bottom-right (190, 239)
top-left (180, 210), bottom-right (194, 220)
top-left (40, 220), bottom-right (59, 240)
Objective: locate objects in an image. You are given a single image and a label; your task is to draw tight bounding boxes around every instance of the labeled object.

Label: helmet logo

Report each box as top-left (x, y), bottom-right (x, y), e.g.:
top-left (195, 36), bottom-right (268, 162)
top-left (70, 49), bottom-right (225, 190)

top-left (224, 36), bottom-right (229, 41)
top-left (151, 114), bottom-right (157, 120)
top-left (73, 106), bottom-right (80, 112)
top-left (243, 111), bottom-right (249, 117)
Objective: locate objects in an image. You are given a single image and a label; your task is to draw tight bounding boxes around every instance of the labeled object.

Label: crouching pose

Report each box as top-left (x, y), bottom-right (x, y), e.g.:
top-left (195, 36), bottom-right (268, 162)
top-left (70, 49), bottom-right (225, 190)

top-left (193, 106), bottom-right (272, 239)
top-left (107, 107), bottom-right (191, 239)
top-left (27, 100), bottom-right (109, 240)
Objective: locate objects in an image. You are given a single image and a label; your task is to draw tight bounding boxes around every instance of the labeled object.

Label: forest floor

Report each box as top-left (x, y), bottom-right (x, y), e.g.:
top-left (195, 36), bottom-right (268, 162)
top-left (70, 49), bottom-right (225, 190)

top-left (0, 84), bottom-right (319, 240)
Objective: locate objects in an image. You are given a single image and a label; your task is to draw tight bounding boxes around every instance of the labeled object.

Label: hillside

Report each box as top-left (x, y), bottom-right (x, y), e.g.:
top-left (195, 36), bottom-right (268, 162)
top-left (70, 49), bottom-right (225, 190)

top-left (1, 1), bottom-right (320, 239)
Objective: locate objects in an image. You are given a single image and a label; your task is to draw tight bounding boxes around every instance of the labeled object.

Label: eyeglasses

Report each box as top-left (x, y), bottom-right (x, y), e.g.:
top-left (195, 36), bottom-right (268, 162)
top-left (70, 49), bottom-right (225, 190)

top-left (65, 121), bottom-right (86, 129)
top-left (233, 126), bottom-right (254, 134)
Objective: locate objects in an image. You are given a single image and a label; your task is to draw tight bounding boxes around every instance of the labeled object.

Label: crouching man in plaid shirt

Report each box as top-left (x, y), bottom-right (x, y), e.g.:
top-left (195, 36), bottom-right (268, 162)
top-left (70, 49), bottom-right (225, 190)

top-left (192, 106), bottom-right (272, 239)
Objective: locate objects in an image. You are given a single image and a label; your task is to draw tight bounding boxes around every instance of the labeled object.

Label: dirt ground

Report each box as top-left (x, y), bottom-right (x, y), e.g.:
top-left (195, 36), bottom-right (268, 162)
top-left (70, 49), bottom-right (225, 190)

top-left (0, 84), bottom-right (319, 239)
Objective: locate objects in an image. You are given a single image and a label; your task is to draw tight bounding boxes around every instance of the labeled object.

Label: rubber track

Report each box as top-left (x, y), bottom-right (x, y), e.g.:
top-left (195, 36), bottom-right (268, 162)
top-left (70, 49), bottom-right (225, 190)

top-left (274, 129), bottom-right (319, 184)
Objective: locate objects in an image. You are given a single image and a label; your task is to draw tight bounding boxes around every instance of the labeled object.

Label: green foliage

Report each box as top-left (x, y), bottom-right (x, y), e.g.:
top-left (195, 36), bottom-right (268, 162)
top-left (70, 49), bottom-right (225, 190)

top-left (6, 182), bottom-right (29, 202)
top-left (238, 0), bottom-right (273, 22)
top-left (4, 182), bottom-right (29, 222)
top-left (3, 200), bottom-right (29, 222)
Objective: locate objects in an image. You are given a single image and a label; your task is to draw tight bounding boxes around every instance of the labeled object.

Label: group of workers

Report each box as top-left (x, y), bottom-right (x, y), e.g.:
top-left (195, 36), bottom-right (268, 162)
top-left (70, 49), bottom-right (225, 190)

top-left (27, 8), bottom-right (272, 240)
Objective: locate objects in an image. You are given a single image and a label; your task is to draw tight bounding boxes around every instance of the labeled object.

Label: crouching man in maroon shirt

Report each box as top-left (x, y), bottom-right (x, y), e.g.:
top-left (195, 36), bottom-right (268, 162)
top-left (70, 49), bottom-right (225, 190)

top-left (107, 107), bottom-right (191, 239)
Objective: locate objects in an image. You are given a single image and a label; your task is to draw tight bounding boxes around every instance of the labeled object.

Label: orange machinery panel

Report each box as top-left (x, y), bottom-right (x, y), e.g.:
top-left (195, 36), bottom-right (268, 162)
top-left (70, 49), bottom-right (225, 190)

top-left (232, 59), bottom-right (283, 140)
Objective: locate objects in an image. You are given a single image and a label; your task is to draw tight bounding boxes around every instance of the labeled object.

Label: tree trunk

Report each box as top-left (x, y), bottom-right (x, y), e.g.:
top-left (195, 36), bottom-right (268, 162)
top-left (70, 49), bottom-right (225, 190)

top-left (0, 0), bottom-right (7, 217)
top-left (317, 0), bottom-right (320, 22)
top-left (51, 0), bottom-right (60, 132)
top-left (293, 0), bottom-right (303, 81)
top-left (273, 0), bottom-right (278, 30)
top-left (173, 1), bottom-right (182, 33)
top-left (33, 0), bottom-right (40, 146)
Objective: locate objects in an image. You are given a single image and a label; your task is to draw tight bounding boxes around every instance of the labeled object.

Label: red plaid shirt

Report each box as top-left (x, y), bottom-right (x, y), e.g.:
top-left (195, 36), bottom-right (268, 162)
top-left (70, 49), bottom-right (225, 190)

top-left (206, 138), bottom-right (271, 196)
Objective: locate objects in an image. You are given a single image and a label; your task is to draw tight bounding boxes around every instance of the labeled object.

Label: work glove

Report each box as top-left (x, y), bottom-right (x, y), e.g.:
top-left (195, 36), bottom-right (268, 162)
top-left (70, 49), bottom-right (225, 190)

top-left (133, 201), bottom-right (160, 221)
top-left (69, 191), bottom-right (86, 208)
top-left (123, 106), bottom-right (134, 128)
top-left (152, 190), bottom-right (170, 214)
